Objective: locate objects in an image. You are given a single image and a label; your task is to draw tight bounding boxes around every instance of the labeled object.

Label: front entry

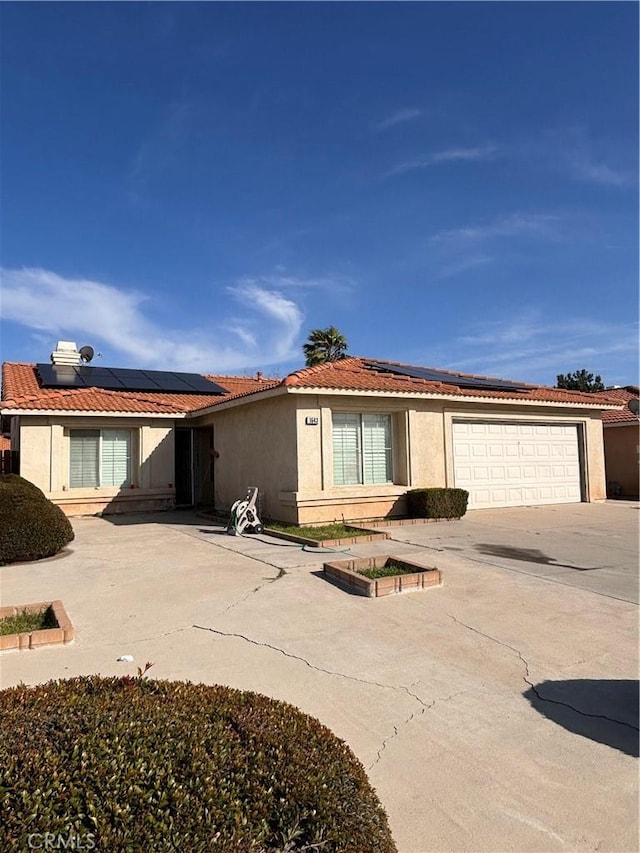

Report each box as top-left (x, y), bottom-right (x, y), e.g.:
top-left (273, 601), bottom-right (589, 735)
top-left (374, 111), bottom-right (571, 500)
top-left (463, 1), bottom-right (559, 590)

top-left (175, 429), bottom-right (194, 506)
top-left (175, 428), bottom-right (214, 507)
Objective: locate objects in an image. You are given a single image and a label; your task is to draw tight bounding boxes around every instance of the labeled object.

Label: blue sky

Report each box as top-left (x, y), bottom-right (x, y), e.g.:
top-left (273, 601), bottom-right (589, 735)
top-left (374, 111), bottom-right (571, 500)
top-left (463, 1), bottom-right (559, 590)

top-left (1, 2), bottom-right (638, 385)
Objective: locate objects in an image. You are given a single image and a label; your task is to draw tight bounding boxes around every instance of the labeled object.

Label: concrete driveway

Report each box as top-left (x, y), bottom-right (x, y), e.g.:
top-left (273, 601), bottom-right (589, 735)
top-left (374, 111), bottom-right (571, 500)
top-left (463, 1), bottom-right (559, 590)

top-left (1, 503), bottom-right (638, 852)
top-left (383, 501), bottom-right (640, 604)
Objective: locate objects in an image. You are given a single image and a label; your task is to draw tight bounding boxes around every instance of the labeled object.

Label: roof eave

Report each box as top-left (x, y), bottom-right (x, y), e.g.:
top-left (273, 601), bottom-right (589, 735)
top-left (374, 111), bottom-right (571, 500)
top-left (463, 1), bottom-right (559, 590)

top-left (281, 386), bottom-right (623, 408)
top-left (0, 407), bottom-right (187, 419)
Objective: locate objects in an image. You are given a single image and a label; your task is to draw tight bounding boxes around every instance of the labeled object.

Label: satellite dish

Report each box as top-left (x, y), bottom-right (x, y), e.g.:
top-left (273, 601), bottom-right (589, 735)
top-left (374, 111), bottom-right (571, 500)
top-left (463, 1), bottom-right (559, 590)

top-left (628, 398), bottom-right (639, 415)
top-left (79, 345), bottom-right (95, 364)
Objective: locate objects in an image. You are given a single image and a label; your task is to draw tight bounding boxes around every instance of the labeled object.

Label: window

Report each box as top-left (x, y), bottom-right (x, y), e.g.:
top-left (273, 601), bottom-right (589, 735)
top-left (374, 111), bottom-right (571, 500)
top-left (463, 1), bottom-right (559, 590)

top-left (332, 413), bottom-right (392, 485)
top-left (69, 429), bottom-right (132, 488)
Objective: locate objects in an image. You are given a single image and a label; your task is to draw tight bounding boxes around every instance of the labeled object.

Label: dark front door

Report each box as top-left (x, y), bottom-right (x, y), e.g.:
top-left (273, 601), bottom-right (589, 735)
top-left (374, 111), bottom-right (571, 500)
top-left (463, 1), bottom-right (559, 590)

top-left (175, 429), bottom-right (193, 506)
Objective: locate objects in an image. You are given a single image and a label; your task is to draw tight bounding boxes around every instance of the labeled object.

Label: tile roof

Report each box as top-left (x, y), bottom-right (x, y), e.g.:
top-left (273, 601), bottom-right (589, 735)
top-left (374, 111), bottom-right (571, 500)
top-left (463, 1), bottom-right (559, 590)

top-left (597, 386), bottom-right (640, 424)
top-left (283, 357), bottom-right (623, 406)
top-left (1, 363), bottom-right (279, 414)
top-left (1, 358), bottom-right (624, 415)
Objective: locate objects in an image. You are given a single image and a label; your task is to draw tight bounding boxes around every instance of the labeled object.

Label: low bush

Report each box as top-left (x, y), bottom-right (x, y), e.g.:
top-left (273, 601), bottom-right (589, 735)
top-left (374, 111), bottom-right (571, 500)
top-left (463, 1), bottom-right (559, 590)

top-left (407, 487), bottom-right (469, 519)
top-left (0, 474), bottom-right (74, 565)
top-left (0, 676), bottom-right (397, 853)
top-left (0, 606), bottom-right (58, 635)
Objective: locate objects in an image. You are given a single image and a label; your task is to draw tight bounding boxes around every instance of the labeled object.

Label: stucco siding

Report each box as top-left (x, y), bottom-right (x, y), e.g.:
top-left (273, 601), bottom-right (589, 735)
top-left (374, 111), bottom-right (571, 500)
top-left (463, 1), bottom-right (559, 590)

top-left (202, 394), bottom-right (298, 521)
top-left (286, 396), bottom-right (609, 522)
top-left (603, 424), bottom-right (640, 498)
top-left (18, 417), bottom-right (175, 515)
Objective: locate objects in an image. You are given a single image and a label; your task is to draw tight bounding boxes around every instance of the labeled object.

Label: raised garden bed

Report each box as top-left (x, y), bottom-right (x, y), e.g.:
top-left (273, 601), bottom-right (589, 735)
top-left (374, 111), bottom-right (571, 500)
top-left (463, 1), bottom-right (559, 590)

top-left (323, 555), bottom-right (442, 597)
top-left (265, 522), bottom-right (389, 548)
top-left (0, 600), bottom-right (74, 651)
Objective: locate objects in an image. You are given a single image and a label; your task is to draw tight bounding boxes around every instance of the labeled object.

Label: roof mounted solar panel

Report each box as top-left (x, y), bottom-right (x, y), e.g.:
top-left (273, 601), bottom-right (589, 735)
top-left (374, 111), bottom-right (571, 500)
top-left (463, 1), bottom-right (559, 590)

top-left (364, 361), bottom-right (528, 392)
top-left (36, 364), bottom-right (86, 388)
top-left (35, 364), bottom-right (228, 395)
top-left (174, 372), bottom-right (229, 394)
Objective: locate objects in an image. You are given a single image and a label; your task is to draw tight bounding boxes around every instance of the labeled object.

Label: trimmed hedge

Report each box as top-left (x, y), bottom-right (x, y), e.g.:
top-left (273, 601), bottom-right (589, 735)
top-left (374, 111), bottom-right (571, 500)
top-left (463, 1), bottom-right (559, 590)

top-left (407, 487), bottom-right (469, 519)
top-left (0, 676), bottom-right (397, 853)
top-left (0, 474), bottom-right (74, 565)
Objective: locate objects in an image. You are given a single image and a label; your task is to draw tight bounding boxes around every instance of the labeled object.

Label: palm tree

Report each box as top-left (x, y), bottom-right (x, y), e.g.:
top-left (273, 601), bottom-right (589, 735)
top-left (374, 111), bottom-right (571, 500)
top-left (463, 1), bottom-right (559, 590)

top-left (303, 326), bottom-right (349, 367)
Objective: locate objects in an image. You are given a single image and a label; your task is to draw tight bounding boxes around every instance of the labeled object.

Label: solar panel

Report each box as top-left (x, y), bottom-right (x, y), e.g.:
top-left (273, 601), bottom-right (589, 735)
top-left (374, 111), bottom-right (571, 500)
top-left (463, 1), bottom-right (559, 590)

top-left (35, 364), bottom-right (228, 395)
top-left (36, 364), bottom-right (86, 388)
top-left (364, 361), bottom-right (528, 392)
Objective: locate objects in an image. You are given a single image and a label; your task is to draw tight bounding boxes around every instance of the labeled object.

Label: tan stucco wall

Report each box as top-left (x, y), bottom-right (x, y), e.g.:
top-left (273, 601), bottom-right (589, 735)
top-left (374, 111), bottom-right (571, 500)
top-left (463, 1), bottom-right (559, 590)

top-left (195, 394), bottom-right (298, 521)
top-left (17, 416), bottom-right (175, 515)
top-left (274, 394), bottom-right (609, 522)
top-left (13, 394), bottom-right (610, 522)
top-left (603, 424), bottom-right (640, 497)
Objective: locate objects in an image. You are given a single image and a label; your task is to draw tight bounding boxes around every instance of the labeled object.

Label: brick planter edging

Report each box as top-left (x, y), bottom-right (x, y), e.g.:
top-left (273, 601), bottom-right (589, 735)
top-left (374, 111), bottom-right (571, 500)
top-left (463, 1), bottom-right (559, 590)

top-left (350, 517), bottom-right (462, 529)
top-left (265, 527), bottom-right (389, 548)
top-left (323, 555), bottom-right (442, 598)
top-left (0, 600), bottom-right (74, 651)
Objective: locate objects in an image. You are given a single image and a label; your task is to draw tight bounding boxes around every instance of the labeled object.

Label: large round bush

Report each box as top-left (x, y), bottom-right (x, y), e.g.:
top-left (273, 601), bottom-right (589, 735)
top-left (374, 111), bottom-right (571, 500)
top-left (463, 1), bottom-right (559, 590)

top-left (0, 676), bottom-right (397, 853)
top-left (0, 474), bottom-right (74, 565)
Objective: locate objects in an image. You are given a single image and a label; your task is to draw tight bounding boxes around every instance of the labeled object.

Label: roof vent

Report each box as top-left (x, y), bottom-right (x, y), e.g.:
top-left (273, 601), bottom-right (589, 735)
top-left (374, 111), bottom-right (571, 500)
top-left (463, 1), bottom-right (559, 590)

top-left (50, 341), bottom-right (82, 365)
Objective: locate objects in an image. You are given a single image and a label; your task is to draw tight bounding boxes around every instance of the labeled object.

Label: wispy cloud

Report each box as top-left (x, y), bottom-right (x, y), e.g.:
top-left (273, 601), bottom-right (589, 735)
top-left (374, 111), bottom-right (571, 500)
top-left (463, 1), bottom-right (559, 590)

top-left (568, 156), bottom-right (636, 188)
top-left (437, 312), bottom-right (639, 385)
top-left (523, 126), bottom-right (637, 190)
top-left (437, 255), bottom-right (494, 279)
top-left (240, 272), bottom-right (357, 296)
top-left (374, 108), bottom-right (422, 132)
top-left (429, 212), bottom-right (563, 246)
top-left (1, 267), bottom-right (306, 372)
top-left (383, 145), bottom-right (498, 179)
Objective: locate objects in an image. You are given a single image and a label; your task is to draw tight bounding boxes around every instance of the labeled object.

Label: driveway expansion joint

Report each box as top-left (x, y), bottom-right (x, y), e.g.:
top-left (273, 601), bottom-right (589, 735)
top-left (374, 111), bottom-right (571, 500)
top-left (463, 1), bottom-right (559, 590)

top-left (449, 615), bottom-right (639, 733)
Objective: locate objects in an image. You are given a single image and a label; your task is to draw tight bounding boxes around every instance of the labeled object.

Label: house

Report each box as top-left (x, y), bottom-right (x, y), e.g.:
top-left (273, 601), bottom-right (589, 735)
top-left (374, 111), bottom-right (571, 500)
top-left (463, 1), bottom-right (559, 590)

top-left (1, 343), bottom-right (624, 522)
top-left (598, 386), bottom-right (640, 499)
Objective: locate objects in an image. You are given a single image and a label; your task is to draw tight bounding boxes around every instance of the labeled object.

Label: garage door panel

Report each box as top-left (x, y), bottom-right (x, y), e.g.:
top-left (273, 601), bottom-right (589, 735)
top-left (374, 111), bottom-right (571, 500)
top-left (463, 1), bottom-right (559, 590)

top-left (453, 421), bottom-right (582, 509)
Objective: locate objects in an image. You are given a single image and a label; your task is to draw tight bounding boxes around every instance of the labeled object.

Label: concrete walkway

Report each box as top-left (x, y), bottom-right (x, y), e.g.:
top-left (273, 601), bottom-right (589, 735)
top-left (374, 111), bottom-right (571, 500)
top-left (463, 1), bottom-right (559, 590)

top-left (1, 505), bottom-right (638, 853)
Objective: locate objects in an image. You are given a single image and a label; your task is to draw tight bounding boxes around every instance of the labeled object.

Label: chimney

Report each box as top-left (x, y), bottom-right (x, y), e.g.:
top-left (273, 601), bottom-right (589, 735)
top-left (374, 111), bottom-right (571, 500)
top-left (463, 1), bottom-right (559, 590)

top-left (50, 341), bottom-right (82, 365)
top-left (256, 371), bottom-right (263, 381)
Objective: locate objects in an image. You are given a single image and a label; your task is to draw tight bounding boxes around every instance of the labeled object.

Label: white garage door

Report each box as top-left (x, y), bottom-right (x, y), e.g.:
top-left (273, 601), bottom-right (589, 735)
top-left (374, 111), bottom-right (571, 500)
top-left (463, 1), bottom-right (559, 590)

top-left (452, 421), bottom-right (582, 509)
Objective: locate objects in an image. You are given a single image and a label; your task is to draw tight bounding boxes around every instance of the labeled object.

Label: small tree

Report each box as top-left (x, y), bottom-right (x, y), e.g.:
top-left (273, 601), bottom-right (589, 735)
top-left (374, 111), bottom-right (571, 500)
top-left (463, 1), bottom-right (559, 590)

top-left (303, 326), bottom-right (348, 367)
top-left (556, 369), bottom-right (605, 392)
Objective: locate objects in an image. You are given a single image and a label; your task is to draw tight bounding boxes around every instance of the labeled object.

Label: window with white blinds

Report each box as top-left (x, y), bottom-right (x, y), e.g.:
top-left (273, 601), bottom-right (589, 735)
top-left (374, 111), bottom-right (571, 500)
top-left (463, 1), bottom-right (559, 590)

top-left (69, 429), bottom-right (132, 488)
top-left (332, 413), bottom-right (392, 486)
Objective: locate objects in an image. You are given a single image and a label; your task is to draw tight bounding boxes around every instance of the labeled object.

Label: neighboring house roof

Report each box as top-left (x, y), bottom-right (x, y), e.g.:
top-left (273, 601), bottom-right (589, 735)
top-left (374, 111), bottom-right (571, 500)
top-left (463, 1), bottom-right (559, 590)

top-left (1, 358), bottom-right (624, 416)
top-left (597, 386), bottom-right (640, 425)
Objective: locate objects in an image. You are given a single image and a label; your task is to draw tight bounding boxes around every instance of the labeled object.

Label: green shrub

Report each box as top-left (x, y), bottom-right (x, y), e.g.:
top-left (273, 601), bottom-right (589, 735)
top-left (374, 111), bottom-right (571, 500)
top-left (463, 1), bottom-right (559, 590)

top-left (407, 487), bottom-right (469, 519)
top-left (0, 676), bottom-right (397, 853)
top-left (0, 474), bottom-right (74, 565)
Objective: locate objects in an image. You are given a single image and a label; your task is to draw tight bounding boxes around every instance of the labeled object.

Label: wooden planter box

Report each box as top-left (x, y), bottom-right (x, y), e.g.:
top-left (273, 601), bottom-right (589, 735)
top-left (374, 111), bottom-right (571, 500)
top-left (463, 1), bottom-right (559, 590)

top-left (323, 555), bottom-right (442, 598)
top-left (0, 600), bottom-right (74, 651)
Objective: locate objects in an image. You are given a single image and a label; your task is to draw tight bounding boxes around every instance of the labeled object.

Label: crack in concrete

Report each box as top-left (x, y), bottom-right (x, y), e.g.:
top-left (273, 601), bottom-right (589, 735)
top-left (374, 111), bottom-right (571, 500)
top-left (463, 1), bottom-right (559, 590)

top-left (192, 624), bottom-right (430, 710)
top-left (449, 615), bottom-right (639, 733)
top-left (222, 567), bottom-right (287, 615)
top-left (103, 626), bottom-right (192, 647)
top-left (191, 623), bottom-right (477, 773)
top-left (368, 690), bottom-right (465, 770)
